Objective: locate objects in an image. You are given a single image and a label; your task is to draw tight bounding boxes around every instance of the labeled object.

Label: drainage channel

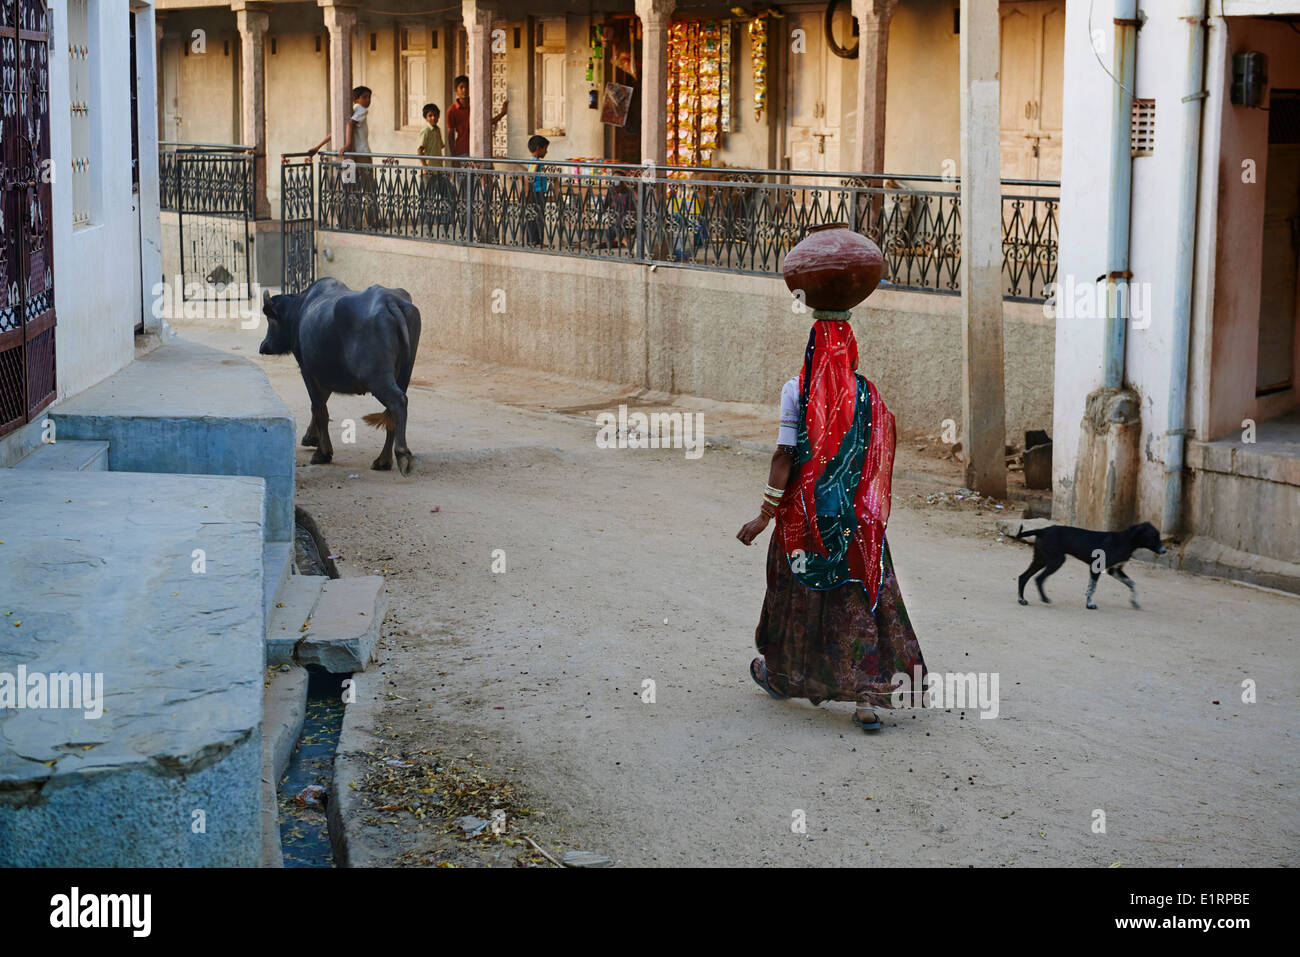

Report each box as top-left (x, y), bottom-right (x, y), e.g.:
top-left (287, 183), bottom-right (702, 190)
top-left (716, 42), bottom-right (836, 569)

top-left (278, 668), bottom-right (348, 867)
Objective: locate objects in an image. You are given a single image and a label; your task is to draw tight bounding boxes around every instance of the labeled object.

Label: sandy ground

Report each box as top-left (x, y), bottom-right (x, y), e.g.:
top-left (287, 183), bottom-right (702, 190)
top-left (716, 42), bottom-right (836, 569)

top-left (177, 316), bottom-right (1298, 868)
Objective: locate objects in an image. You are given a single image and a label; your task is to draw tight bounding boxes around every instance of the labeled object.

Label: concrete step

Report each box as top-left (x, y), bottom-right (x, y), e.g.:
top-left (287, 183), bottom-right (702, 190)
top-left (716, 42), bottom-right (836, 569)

top-left (297, 576), bottom-right (386, 674)
top-left (261, 663), bottom-right (309, 869)
top-left (266, 573), bottom-right (327, 665)
top-left (12, 440), bottom-right (109, 472)
top-left (0, 471), bottom-right (266, 866)
top-left (262, 540), bottom-right (295, 627)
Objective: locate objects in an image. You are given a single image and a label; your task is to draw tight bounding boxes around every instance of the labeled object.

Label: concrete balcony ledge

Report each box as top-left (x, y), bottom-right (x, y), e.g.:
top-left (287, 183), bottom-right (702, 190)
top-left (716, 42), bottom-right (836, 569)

top-left (0, 471), bottom-right (266, 866)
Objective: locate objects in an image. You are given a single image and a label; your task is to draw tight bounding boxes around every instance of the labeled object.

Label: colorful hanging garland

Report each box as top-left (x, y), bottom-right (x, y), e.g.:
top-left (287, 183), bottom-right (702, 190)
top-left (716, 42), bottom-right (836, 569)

top-left (665, 19), bottom-right (732, 168)
top-left (749, 16), bottom-right (768, 123)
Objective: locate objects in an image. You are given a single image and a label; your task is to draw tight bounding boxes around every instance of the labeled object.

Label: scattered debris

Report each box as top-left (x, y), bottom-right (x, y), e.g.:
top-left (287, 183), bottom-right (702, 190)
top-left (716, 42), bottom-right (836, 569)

top-left (352, 743), bottom-right (542, 866)
top-left (454, 815), bottom-right (489, 837)
top-left (915, 487), bottom-right (1008, 511)
top-left (294, 784), bottom-right (327, 808)
top-left (525, 836), bottom-right (564, 868)
top-left (563, 850), bottom-right (614, 868)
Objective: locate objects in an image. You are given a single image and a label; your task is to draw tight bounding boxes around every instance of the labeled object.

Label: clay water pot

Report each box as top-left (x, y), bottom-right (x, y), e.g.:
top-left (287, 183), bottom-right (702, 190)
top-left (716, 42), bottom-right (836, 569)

top-left (782, 222), bottom-right (884, 311)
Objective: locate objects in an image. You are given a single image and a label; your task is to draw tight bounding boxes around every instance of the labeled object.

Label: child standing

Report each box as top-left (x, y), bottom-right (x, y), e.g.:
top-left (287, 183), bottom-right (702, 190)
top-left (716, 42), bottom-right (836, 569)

top-left (525, 135), bottom-right (550, 247)
top-left (418, 104), bottom-right (450, 236)
top-left (417, 104), bottom-right (445, 167)
top-left (339, 86), bottom-right (376, 229)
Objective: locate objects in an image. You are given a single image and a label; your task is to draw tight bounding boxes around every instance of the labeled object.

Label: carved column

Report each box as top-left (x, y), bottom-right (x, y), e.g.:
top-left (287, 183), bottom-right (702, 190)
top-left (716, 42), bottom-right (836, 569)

top-left (851, 0), bottom-right (897, 176)
top-left (462, 0), bottom-right (496, 160)
top-left (234, 2), bottom-right (271, 218)
top-left (319, 1), bottom-right (359, 154)
top-left (635, 0), bottom-right (675, 167)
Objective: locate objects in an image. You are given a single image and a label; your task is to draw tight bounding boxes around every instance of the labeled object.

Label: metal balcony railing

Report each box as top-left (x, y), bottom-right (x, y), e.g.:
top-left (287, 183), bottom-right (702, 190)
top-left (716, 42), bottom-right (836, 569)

top-left (158, 142), bottom-right (256, 218)
top-left (291, 151), bottom-right (1057, 302)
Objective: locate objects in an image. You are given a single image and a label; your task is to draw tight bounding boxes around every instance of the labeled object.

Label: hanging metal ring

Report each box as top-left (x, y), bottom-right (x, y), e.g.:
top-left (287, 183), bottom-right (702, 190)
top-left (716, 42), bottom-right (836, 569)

top-left (826, 0), bottom-right (859, 59)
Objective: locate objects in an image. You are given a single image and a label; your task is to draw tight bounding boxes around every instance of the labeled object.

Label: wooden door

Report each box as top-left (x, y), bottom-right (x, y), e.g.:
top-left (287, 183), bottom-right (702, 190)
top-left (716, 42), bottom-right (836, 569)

top-left (403, 54), bottom-right (426, 128)
top-left (159, 32), bottom-right (181, 141)
top-left (999, 1), bottom-right (1064, 181)
top-left (540, 53), bottom-right (564, 131)
top-left (786, 11), bottom-right (840, 175)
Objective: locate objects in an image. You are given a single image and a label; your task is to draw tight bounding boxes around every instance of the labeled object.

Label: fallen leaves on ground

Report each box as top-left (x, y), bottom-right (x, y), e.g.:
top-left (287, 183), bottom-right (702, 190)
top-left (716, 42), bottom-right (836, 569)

top-left (353, 734), bottom-right (553, 868)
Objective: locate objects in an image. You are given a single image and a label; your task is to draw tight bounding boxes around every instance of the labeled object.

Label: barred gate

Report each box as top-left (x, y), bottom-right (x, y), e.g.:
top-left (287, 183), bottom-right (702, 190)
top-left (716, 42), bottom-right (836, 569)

top-left (0, 0), bottom-right (54, 439)
top-left (159, 143), bottom-right (254, 301)
top-left (280, 153), bottom-right (315, 293)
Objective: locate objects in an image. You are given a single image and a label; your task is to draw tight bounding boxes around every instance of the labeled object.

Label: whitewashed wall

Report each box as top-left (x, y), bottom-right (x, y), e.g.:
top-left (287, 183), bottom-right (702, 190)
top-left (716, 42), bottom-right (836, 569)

top-left (50, 0), bottom-right (161, 400)
top-left (1051, 1), bottom-right (1300, 525)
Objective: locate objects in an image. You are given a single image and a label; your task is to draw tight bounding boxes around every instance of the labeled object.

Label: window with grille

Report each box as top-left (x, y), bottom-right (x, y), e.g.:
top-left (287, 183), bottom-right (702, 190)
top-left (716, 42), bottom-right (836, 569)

top-left (68, 0), bottom-right (93, 227)
top-left (1131, 98), bottom-right (1155, 157)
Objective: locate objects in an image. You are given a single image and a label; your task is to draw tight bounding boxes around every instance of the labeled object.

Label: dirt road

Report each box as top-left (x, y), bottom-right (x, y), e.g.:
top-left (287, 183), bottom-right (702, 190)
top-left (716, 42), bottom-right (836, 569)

top-left (180, 318), bottom-right (1299, 867)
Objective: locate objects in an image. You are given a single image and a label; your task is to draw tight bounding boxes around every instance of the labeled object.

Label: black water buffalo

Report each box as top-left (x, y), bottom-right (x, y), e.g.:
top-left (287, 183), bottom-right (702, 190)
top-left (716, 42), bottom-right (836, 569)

top-left (260, 278), bottom-right (421, 475)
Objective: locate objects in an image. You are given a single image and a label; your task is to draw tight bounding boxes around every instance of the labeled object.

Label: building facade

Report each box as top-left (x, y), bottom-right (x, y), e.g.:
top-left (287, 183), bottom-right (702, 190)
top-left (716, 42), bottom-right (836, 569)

top-left (1055, 0), bottom-right (1300, 582)
top-left (155, 0), bottom-right (1066, 210)
top-left (0, 0), bottom-right (162, 441)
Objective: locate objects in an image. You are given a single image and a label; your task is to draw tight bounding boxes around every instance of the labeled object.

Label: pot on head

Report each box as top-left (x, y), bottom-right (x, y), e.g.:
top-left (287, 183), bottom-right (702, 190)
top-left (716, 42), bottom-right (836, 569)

top-left (782, 223), bottom-right (884, 312)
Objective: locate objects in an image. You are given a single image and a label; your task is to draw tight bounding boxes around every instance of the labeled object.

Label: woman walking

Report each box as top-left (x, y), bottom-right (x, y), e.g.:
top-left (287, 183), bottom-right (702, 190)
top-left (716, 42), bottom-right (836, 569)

top-left (737, 224), bottom-right (926, 732)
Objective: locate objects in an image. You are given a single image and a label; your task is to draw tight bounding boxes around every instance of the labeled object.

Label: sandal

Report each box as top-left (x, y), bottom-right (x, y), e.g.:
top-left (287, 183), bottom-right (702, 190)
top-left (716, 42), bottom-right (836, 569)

top-left (750, 657), bottom-right (786, 700)
top-left (852, 708), bottom-right (882, 732)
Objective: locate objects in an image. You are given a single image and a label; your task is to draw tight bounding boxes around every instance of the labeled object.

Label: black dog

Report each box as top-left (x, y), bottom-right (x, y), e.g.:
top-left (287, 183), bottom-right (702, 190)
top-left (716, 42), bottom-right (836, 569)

top-left (1014, 522), bottom-right (1167, 609)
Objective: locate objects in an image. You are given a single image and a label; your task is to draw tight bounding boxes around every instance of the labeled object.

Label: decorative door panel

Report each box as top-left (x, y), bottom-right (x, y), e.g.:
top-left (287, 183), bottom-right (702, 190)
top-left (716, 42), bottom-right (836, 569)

top-left (999, 1), bottom-right (1065, 182)
top-left (0, 0), bottom-right (53, 438)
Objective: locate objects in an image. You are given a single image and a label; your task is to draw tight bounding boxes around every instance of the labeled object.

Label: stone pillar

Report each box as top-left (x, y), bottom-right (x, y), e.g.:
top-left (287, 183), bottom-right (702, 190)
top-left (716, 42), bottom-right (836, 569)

top-left (635, 0), bottom-right (674, 167)
top-left (234, 3), bottom-right (270, 219)
top-left (462, 0), bottom-right (495, 160)
top-left (958, 0), bottom-right (1006, 498)
top-left (851, 0), bottom-right (896, 176)
top-left (319, 1), bottom-right (358, 155)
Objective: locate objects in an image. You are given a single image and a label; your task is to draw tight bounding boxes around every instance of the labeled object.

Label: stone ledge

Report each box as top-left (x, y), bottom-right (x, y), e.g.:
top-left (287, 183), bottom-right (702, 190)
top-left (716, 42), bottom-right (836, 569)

top-left (1140, 535), bottom-right (1300, 597)
top-left (51, 336), bottom-right (296, 541)
top-left (267, 574), bottom-right (327, 665)
top-left (261, 663), bottom-right (308, 869)
top-left (0, 470), bottom-right (266, 866)
top-left (1188, 440), bottom-right (1300, 487)
top-left (295, 576), bottom-right (386, 673)
top-left (327, 669), bottom-right (386, 868)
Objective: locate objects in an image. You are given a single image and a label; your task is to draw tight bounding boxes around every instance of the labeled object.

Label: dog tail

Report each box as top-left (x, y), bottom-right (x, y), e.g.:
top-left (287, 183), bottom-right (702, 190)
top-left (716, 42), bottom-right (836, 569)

top-left (362, 411), bottom-right (395, 430)
top-left (1014, 525), bottom-right (1043, 539)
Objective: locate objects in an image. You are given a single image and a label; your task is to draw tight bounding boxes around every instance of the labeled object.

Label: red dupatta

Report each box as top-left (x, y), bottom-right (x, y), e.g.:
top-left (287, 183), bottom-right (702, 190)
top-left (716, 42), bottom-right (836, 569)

top-left (775, 319), bottom-right (896, 609)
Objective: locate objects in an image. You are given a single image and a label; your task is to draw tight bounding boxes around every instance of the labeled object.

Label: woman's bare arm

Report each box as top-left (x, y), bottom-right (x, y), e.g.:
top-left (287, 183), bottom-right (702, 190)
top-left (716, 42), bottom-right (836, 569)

top-left (737, 448), bottom-right (795, 546)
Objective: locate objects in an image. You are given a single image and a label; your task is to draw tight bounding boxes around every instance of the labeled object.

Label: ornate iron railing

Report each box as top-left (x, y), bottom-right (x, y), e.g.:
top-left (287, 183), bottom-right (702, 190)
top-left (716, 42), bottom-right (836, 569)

top-left (159, 142), bottom-right (256, 218)
top-left (310, 153), bottom-right (1058, 302)
top-left (158, 143), bottom-right (256, 299)
top-left (281, 152), bottom-right (316, 294)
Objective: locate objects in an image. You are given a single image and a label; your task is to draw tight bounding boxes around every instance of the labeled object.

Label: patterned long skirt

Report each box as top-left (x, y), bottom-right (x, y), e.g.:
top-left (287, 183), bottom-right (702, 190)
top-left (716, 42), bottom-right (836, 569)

top-left (755, 531), bottom-right (927, 708)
